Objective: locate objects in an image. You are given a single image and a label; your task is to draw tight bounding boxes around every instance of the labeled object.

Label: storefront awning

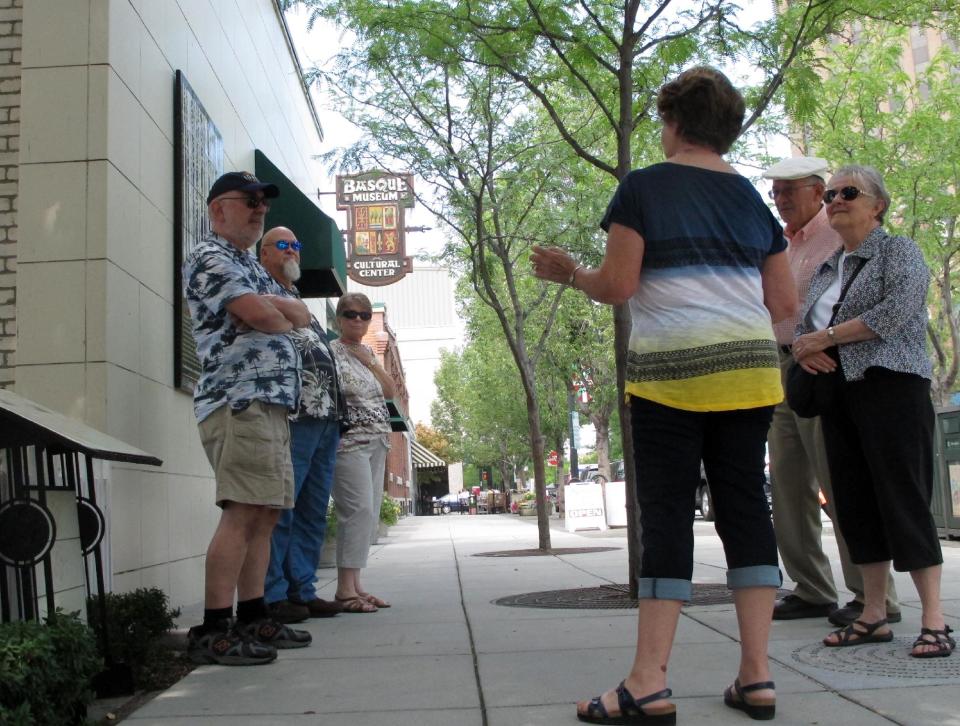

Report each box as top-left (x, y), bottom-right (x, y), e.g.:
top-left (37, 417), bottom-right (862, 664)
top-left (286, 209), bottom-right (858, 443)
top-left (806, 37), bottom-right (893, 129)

top-left (255, 150), bottom-right (347, 298)
top-left (411, 439), bottom-right (446, 469)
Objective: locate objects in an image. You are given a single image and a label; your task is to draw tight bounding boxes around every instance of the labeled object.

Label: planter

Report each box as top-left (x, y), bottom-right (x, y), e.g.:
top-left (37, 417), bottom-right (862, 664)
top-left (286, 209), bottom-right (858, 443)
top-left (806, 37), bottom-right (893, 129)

top-left (318, 539), bottom-right (336, 568)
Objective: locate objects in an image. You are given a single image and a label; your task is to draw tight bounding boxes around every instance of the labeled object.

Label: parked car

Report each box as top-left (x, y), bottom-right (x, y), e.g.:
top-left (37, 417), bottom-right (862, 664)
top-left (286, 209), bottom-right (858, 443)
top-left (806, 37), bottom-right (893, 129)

top-left (437, 492), bottom-right (469, 514)
top-left (696, 463), bottom-right (772, 522)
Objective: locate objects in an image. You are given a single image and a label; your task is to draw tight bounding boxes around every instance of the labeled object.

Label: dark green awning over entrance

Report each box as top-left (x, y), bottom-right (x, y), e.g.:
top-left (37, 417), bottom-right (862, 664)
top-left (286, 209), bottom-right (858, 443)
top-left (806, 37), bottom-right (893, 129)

top-left (255, 150), bottom-right (346, 298)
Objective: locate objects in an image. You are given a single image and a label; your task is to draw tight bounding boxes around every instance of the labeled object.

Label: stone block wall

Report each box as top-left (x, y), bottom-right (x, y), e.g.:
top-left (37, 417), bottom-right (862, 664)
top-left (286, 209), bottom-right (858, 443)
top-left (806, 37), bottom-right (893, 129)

top-left (0, 0), bottom-right (20, 389)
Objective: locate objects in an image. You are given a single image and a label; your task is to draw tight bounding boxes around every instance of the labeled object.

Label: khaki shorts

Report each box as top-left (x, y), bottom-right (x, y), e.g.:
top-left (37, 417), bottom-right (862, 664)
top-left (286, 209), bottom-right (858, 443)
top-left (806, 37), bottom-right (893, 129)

top-left (199, 401), bottom-right (294, 508)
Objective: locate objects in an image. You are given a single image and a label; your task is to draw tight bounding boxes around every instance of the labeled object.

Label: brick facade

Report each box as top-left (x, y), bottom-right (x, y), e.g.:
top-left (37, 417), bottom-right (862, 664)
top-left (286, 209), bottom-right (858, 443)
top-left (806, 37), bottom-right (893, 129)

top-left (363, 307), bottom-right (412, 507)
top-left (0, 0), bottom-right (19, 389)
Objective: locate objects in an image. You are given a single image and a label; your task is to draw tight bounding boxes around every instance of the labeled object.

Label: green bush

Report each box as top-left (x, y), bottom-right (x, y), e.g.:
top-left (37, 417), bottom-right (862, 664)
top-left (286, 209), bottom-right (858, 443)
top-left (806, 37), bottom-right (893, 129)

top-left (86, 587), bottom-right (181, 691)
top-left (380, 496), bottom-right (401, 526)
top-left (326, 501), bottom-right (338, 540)
top-left (0, 610), bottom-right (100, 726)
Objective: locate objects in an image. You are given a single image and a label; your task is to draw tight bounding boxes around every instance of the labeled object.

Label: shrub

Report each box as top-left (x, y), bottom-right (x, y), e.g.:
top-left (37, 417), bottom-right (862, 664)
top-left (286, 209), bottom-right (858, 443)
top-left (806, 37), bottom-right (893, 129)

top-left (325, 500), bottom-right (338, 540)
top-left (86, 587), bottom-right (182, 691)
top-left (0, 610), bottom-right (100, 726)
top-left (380, 496), bottom-right (401, 526)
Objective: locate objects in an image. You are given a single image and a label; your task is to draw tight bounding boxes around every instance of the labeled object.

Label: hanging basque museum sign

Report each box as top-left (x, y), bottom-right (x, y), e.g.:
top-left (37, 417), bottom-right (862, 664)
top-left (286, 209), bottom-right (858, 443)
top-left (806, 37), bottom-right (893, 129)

top-left (336, 170), bottom-right (415, 286)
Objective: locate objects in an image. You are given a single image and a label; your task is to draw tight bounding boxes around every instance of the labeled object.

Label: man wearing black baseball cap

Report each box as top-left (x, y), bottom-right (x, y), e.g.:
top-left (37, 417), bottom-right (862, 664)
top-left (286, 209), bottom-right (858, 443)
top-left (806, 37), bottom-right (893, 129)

top-left (183, 172), bottom-right (313, 665)
top-left (205, 170), bottom-right (280, 205)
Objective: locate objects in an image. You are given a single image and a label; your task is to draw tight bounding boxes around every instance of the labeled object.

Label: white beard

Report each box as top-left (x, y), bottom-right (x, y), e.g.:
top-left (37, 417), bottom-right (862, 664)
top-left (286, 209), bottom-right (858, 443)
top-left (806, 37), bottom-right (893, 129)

top-left (282, 259), bottom-right (301, 283)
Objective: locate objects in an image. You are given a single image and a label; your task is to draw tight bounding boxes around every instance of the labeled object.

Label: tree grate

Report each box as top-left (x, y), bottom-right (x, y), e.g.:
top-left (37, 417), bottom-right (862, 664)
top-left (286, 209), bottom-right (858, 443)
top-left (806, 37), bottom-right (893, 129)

top-left (791, 639), bottom-right (960, 681)
top-left (494, 583), bottom-right (793, 609)
top-left (473, 547), bottom-right (621, 558)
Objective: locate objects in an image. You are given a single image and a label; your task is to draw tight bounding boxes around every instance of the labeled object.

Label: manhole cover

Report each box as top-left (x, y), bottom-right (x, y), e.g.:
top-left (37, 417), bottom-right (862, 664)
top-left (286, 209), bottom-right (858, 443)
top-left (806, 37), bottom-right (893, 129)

top-left (494, 583), bottom-right (793, 609)
top-left (474, 547), bottom-right (621, 557)
top-left (792, 639), bottom-right (960, 680)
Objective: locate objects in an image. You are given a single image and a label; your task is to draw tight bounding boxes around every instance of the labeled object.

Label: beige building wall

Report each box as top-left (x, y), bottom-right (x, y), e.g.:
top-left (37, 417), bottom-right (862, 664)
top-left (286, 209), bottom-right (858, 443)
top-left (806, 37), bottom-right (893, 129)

top-left (15, 0), bottom-right (325, 610)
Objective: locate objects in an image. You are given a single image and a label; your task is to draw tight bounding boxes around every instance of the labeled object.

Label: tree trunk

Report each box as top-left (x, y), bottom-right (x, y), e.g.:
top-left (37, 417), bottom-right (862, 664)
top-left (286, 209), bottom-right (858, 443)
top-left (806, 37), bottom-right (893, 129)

top-left (592, 414), bottom-right (611, 479)
top-left (614, 304), bottom-right (642, 596)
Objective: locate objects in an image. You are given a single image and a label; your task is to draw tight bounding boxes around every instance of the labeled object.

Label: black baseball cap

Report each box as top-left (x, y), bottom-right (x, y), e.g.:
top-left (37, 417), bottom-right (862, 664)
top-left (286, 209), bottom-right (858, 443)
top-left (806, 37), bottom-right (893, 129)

top-left (206, 171), bottom-right (279, 204)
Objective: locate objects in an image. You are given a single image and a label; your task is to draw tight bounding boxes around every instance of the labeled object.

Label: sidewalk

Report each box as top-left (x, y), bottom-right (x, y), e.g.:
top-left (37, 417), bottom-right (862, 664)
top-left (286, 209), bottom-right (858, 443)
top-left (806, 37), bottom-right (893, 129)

top-left (121, 514), bottom-right (959, 725)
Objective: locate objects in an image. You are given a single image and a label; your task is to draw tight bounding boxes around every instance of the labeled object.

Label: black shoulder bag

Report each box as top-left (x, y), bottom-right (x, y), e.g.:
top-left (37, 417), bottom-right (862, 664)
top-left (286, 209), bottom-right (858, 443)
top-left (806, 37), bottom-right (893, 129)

top-left (785, 257), bottom-right (866, 418)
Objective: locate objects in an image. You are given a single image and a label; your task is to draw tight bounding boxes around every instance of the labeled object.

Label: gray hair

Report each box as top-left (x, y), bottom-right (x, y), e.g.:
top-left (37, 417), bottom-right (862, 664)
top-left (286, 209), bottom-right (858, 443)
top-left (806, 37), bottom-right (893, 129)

top-left (831, 164), bottom-right (891, 223)
top-left (336, 291), bottom-right (373, 317)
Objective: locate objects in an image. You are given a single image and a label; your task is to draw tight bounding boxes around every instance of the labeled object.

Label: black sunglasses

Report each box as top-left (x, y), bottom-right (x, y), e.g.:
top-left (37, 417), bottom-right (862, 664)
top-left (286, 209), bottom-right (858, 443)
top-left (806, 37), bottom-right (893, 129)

top-left (823, 186), bottom-right (875, 204)
top-left (268, 240), bottom-right (302, 251)
top-left (340, 310), bottom-right (372, 321)
top-left (219, 195), bottom-right (271, 209)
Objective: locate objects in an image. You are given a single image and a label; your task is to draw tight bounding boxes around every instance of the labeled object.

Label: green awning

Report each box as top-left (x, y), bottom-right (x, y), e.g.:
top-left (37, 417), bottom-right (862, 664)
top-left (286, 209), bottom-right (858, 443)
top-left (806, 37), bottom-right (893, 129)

top-left (255, 150), bottom-right (346, 298)
top-left (386, 399), bottom-right (413, 433)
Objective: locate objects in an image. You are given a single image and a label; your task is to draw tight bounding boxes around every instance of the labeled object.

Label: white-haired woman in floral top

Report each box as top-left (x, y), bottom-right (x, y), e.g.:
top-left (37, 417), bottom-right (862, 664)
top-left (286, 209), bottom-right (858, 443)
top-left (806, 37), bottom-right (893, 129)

top-left (329, 292), bottom-right (395, 613)
top-left (793, 164), bottom-right (952, 658)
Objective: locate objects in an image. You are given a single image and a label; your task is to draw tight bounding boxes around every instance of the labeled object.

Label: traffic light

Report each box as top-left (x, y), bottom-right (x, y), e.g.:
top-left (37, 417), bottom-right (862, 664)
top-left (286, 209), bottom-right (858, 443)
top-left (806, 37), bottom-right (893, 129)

top-left (479, 466), bottom-right (492, 488)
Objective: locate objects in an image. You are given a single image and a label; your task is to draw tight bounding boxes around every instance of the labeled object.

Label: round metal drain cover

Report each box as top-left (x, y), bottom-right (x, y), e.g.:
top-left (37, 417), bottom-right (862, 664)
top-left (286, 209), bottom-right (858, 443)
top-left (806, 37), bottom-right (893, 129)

top-left (792, 639), bottom-right (960, 680)
top-left (474, 547), bottom-right (621, 558)
top-left (495, 583), bottom-right (793, 609)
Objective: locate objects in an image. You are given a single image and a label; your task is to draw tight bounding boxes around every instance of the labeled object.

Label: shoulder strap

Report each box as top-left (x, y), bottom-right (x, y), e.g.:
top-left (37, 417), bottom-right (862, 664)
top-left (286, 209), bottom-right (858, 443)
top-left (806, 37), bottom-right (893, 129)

top-left (828, 257), bottom-right (867, 327)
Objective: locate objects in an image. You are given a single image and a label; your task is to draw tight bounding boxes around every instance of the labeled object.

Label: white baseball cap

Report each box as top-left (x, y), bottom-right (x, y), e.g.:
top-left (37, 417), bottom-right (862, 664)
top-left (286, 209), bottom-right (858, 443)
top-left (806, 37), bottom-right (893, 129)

top-left (762, 156), bottom-right (829, 182)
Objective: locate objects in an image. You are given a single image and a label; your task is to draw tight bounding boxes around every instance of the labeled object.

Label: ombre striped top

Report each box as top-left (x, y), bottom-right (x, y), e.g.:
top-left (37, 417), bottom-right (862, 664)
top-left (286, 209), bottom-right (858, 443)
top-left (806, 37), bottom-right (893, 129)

top-left (601, 163), bottom-right (786, 412)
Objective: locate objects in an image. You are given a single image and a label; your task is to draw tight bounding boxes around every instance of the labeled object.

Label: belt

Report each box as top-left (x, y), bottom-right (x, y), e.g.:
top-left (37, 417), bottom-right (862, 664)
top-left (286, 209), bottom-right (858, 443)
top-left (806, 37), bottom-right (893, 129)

top-left (779, 345), bottom-right (792, 355)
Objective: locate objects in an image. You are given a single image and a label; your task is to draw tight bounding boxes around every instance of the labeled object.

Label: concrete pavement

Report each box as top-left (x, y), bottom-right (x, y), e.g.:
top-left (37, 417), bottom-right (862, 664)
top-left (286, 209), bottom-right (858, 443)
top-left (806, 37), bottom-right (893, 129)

top-left (120, 514), bottom-right (960, 725)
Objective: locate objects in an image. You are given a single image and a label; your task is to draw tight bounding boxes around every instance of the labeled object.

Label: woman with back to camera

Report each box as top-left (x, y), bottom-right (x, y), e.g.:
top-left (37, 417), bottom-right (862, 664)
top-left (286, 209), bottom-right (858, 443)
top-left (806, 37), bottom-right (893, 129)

top-left (792, 165), bottom-right (952, 658)
top-left (532, 66), bottom-right (796, 723)
top-left (329, 292), bottom-right (395, 614)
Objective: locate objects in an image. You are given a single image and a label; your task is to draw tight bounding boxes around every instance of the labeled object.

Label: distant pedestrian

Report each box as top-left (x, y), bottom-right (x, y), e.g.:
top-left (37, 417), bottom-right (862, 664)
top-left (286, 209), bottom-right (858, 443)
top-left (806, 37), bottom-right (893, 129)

top-left (183, 173), bottom-right (313, 665)
top-left (259, 226), bottom-right (345, 623)
top-left (762, 156), bottom-right (900, 626)
top-left (793, 165), bottom-right (953, 658)
top-left (533, 66), bottom-right (797, 722)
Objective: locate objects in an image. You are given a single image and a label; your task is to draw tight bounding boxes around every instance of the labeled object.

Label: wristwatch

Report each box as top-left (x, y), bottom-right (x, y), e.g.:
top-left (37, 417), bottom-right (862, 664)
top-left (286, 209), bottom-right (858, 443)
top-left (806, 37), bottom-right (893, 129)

top-left (827, 326), bottom-right (836, 342)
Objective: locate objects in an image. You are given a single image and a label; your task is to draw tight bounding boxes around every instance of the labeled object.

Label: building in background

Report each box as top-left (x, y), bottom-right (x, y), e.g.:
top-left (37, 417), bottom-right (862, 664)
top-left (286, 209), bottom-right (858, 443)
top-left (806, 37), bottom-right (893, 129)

top-left (1, 0), bottom-right (349, 616)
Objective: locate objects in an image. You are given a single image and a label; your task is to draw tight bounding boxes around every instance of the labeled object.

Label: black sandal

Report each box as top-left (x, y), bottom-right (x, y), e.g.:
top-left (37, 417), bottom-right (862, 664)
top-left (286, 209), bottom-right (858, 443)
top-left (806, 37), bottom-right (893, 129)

top-left (724, 679), bottom-right (776, 721)
top-left (577, 683), bottom-right (676, 724)
top-left (823, 618), bottom-right (892, 647)
top-left (910, 625), bottom-right (955, 658)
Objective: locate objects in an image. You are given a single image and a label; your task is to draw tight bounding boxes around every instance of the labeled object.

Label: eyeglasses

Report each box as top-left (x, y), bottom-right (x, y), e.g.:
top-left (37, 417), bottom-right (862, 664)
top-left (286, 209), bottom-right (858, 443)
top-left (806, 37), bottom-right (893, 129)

top-left (340, 310), bottom-right (372, 321)
top-left (767, 184), bottom-right (818, 200)
top-left (823, 186), bottom-right (876, 204)
top-left (218, 195), bottom-right (271, 210)
top-left (265, 240), bottom-right (302, 251)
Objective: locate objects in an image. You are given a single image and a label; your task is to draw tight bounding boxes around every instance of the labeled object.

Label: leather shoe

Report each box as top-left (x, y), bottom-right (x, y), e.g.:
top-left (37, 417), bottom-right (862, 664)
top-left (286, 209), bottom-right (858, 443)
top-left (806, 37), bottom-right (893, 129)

top-left (828, 600), bottom-right (902, 627)
top-left (266, 599), bottom-right (310, 624)
top-left (772, 594), bottom-right (837, 620)
top-left (295, 597), bottom-right (343, 618)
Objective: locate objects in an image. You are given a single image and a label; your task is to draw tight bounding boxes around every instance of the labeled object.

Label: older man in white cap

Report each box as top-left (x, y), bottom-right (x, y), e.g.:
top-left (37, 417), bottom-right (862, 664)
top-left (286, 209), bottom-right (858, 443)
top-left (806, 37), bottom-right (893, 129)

top-left (763, 157), bottom-right (900, 624)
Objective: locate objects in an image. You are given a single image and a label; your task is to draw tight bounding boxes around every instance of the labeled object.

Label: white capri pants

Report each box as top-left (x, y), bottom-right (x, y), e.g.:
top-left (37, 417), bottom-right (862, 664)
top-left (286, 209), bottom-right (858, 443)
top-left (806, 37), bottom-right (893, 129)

top-left (333, 436), bottom-right (389, 569)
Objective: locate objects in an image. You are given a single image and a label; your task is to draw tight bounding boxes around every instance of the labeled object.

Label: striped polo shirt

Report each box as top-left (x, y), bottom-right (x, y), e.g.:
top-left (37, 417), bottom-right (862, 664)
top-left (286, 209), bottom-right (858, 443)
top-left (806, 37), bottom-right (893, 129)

top-left (601, 162), bottom-right (786, 412)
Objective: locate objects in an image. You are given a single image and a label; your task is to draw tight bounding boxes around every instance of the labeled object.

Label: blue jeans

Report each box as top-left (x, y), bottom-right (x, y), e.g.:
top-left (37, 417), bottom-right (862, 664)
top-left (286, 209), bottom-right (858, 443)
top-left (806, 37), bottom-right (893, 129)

top-left (265, 418), bottom-right (339, 604)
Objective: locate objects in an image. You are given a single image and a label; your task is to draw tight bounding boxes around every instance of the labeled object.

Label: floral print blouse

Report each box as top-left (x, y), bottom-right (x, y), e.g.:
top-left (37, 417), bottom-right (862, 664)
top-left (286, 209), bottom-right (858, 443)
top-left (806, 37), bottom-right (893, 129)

top-left (330, 339), bottom-right (392, 451)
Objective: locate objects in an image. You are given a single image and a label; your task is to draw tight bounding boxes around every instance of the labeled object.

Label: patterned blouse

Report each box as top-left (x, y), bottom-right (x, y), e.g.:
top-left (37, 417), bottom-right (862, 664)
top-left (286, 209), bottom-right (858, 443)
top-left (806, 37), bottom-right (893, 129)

top-left (184, 234), bottom-right (300, 423)
top-left (330, 339), bottom-right (392, 452)
top-left (796, 226), bottom-right (931, 382)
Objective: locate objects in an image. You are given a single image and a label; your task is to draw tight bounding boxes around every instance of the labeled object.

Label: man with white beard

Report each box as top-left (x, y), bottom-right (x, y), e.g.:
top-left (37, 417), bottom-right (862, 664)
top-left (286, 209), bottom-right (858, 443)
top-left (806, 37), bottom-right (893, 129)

top-left (260, 226), bottom-right (346, 622)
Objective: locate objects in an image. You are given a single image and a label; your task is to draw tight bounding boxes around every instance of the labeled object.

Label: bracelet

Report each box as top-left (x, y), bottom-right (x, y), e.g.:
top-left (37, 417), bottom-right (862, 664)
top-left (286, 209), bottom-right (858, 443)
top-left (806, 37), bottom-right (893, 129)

top-left (568, 264), bottom-right (584, 287)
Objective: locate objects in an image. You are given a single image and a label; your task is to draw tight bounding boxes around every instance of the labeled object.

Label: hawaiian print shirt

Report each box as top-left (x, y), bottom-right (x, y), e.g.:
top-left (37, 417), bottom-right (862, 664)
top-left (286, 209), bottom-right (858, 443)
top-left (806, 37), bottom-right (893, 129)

top-left (278, 287), bottom-right (344, 423)
top-left (184, 234), bottom-right (301, 423)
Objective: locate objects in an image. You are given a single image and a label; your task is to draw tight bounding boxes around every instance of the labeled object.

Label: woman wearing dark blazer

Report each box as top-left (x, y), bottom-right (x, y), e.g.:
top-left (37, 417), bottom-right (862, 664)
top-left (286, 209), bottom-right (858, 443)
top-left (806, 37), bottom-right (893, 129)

top-left (793, 164), bottom-right (953, 658)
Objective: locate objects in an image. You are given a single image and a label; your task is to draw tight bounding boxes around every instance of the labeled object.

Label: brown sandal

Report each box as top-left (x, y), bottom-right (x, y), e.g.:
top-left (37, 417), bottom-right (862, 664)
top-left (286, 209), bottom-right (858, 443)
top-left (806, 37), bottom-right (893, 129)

top-left (359, 592), bottom-right (391, 608)
top-left (334, 595), bottom-right (378, 613)
top-left (910, 626), bottom-right (955, 658)
top-left (823, 619), bottom-right (892, 647)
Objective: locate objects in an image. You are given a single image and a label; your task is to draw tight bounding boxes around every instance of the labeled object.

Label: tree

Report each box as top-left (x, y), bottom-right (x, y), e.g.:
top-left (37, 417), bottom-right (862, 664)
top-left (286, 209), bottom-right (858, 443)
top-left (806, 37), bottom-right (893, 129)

top-left (804, 21), bottom-right (960, 402)
top-left (287, 0), bottom-right (939, 578)
top-left (414, 423), bottom-right (453, 462)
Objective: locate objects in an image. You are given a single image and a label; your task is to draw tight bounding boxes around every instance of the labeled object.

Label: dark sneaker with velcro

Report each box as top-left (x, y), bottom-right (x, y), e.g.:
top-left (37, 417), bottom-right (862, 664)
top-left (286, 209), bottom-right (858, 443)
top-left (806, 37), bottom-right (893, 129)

top-left (236, 617), bottom-right (312, 649)
top-left (187, 621), bottom-right (277, 666)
